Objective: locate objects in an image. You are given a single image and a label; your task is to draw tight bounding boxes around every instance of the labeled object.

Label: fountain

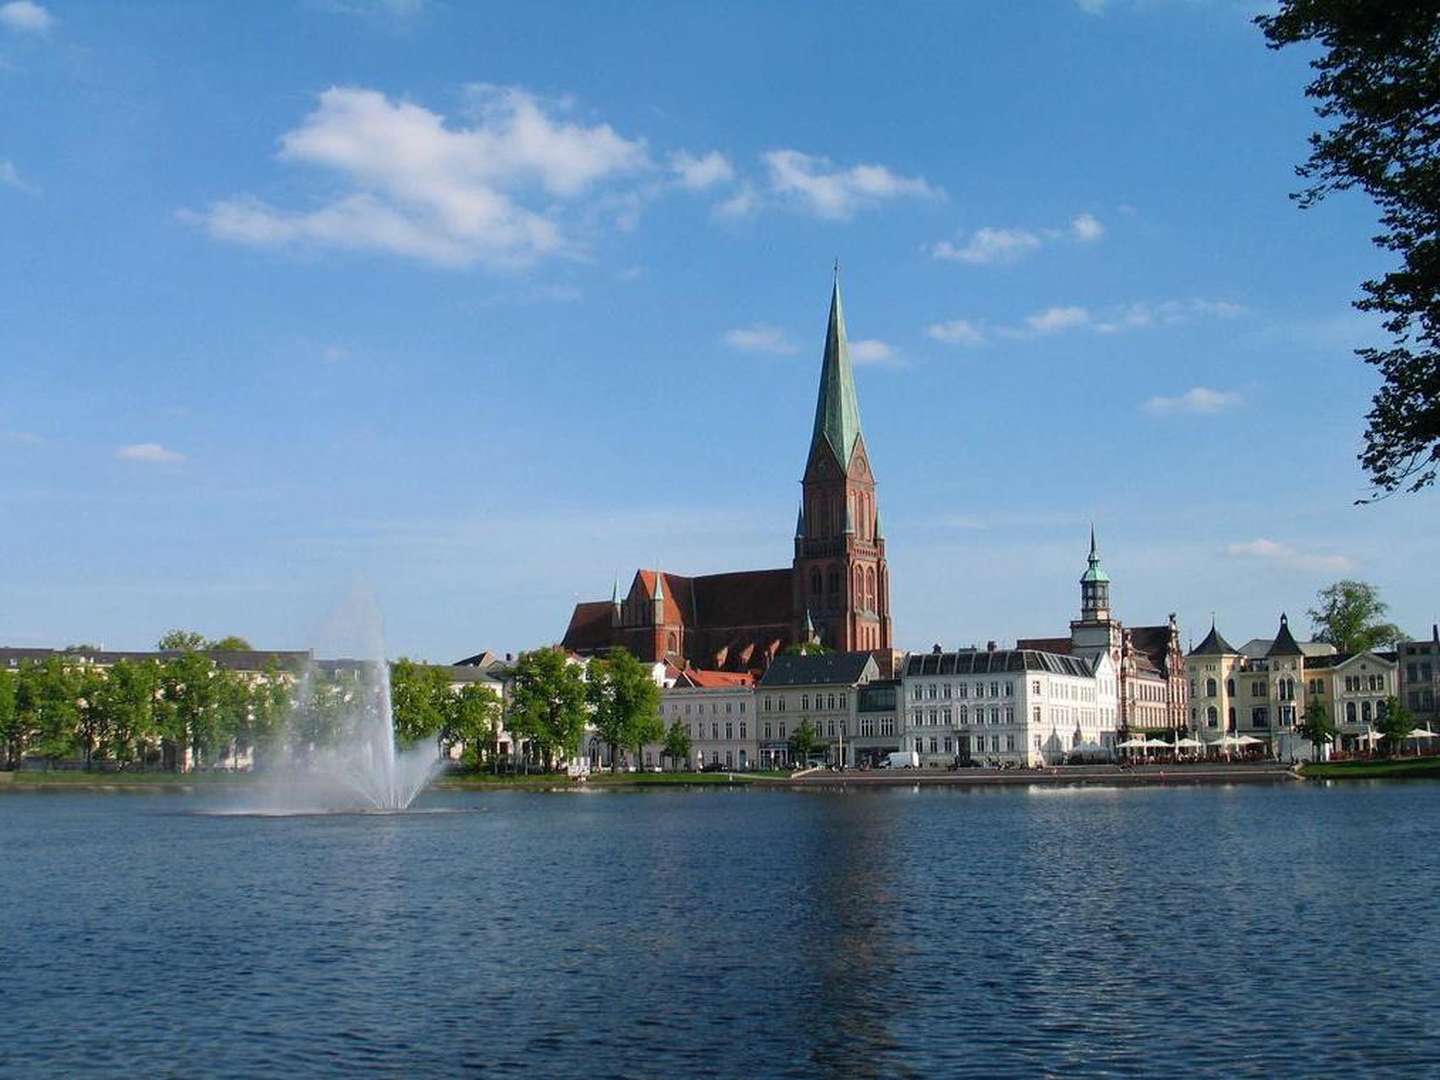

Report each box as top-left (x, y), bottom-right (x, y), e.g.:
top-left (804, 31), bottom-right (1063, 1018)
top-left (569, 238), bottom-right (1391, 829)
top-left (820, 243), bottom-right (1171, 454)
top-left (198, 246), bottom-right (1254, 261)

top-left (236, 594), bottom-right (442, 814)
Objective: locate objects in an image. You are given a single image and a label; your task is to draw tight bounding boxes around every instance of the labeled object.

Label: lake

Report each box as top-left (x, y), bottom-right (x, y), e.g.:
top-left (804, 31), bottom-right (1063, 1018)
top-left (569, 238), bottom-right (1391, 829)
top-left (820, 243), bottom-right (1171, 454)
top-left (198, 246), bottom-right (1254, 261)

top-left (3, 781), bottom-right (1439, 1077)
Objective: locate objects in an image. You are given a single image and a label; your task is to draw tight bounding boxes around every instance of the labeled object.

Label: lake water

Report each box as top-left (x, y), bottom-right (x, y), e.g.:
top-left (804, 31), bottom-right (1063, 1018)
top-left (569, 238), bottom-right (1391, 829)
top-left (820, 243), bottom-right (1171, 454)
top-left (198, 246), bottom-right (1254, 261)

top-left (3, 781), bottom-right (1440, 1077)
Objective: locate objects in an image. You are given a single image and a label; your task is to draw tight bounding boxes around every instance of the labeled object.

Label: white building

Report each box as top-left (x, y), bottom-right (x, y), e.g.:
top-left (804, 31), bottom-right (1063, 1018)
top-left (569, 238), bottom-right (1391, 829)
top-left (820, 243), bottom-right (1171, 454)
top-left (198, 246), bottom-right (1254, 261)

top-left (659, 668), bottom-right (756, 770)
top-left (901, 646), bottom-right (1119, 767)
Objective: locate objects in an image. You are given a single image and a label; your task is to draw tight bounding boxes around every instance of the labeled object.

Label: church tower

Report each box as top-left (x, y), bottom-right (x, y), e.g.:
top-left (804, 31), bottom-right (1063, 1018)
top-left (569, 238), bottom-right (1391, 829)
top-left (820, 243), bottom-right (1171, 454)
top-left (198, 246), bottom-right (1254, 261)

top-left (1070, 527), bottom-right (1122, 666)
top-left (792, 272), bottom-right (892, 652)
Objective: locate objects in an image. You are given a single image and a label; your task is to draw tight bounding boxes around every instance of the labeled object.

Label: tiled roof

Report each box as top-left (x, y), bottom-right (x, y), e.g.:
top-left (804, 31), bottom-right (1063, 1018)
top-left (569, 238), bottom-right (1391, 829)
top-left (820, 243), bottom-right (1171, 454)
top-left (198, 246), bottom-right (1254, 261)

top-left (1015, 637), bottom-right (1073, 655)
top-left (560, 601), bottom-right (614, 653)
top-left (674, 668), bottom-right (754, 689)
top-left (1189, 624), bottom-right (1237, 657)
top-left (904, 649), bottom-right (1095, 678)
top-left (759, 650), bottom-right (877, 688)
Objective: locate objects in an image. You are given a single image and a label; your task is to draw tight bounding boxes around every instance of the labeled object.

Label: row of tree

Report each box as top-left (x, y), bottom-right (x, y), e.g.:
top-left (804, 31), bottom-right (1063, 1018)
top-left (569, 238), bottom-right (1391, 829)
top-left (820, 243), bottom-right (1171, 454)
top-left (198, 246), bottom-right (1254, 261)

top-left (0, 650), bottom-right (505, 773)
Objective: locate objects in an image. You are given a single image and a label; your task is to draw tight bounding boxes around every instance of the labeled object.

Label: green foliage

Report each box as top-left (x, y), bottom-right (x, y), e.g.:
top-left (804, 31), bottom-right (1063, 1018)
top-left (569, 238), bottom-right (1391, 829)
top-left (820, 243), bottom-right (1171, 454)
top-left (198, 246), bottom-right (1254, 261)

top-left (19, 657), bottom-right (83, 761)
top-left (508, 648), bottom-right (587, 770)
top-left (1307, 580), bottom-right (1405, 653)
top-left (389, 659), bottom-right (452, 746)
top-left (157, 630), bottom-right (208, 652)
top-left (0, 669), bottom-right (19, 768)
top-left (1296, 700), bottom-right (1337, 762)
top-left (788, 718), bottom-right (823, 763)
top-left (1377, 696), bottom-right (1417, 755)
top-left (93, 659), bottom-right (162, 766)
top-left (442, 683), bottom-right (502, 768)
top-left (1257, 3), bottom-right (1440, 495)
top-left (663, 719), bottom-right (692, 769)
top-left (587, 648), bottom-right (662, 771)
top-left (208, 636), bottom-right (253, 651)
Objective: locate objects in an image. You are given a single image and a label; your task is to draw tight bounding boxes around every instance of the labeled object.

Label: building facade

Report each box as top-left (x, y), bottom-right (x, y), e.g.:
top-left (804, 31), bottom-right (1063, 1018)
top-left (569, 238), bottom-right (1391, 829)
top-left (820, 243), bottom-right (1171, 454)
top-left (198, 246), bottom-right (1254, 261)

top-left (900, 646), bottom-right (1119, 768)
top-left (660, 668), bottom-right (756, 770)
top-left (1399, 626), bottom-right (1440, 727)
top-left (755, 651), bottom-right (881, 768)
top-left (561, 275), bottom-right (893, 673)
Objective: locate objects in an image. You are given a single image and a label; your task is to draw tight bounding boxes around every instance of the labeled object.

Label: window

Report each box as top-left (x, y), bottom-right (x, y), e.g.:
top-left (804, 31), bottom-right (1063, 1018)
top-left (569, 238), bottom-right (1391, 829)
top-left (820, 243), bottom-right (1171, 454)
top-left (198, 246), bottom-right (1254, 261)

top-left (958, 705), bottom-right (968, 724)
top-left (1252, 707), bottom-right (1268, 728)
top-left (1207, 705), bottom-right (1218, 728)
top-left (928, 683), bottom-right (938, 700)
top-left (990, 707), bottom-right (1000, 724)
top-left (1032, 707), bottom-right (1041, 724)
top-left (943, 683), bottom-right (952, 699)
top-left (1205, 678), bottom-right (1218, 697)
top-left (725, 751), bottom-right (733, 768)
top-left (1226, 679), bottom-right (1235, 697)
top-left (740, 702), bottom-right (746, 714)
top-left (763, 722), bottom-right (772, 739)
top-left (1004, 706), bottom-right (1014, 724)
top-left (779, 723), bottom-right (786, 739)
top-left (827, 719), bottom-right (835, 737)
top-left (726, 702), bottom-right (733, 714)
top-left (725, 722), bottom-right (733, 740)
top-left (944, 736), bottom-right (953, 753)
top-left (928, 708), bottom-right (938, 726)
top-left (827, 693), bottom-right (836, 711)
top-left (859, 716), bottom-right (875, 737)
top-left (1032, 680), bottom-right (1041, 695)
top-left (957, 683), bottom-right (968, 699)
top-left (711, 723), bottom-right (719, 740)
top-left (763, 696), bottom-right (771, 712)
top-left (839, 694), bottom-right (847, 710)
top-left (929, 737), bottom-right (938, 753)
top-left (778, 697), bottom-right (786, 712)
top-left (1006, 734), bottom-right (1016, 752)
top-left (1362, 701), bottom-right (1372, 723)
top-left (801, 694), bottom-right (809, 711)
top-left (990, 682), bottom-right (999, 697)
top-left (942, 707), bottom-right (952, 725)
top-left (879, 717), bottom-right (895, 736)
top-left (912, 685), bottom-right (923, 702)
top-left (739, 722), bottom-right (747, 739)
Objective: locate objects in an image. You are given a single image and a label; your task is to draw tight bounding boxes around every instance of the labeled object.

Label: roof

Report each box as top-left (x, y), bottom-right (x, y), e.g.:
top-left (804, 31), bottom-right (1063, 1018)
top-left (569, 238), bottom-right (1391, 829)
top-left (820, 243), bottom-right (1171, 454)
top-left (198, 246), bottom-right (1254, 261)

top-left (1298, 650), bottom-right (1397, 671)
top-left (0, 646), bottom-right (312, 672)
top-left (904, 649), bottom-right (1095, 678)
top-left (672, 668), bottom-right (755, 689)
top-left (560, 600), bottom-right (614, 653)
top-left (809, 274), bottom-right (863, 469)
top-left (1128, 625), bottom-right (1179, 676)
top-left (1015, 636), bottom-right (1073, 655)
top-left (1266, 614), bottom-right (1305, 658)
top-left (1080, 527), bottom-right (1110, 584)
top-left (1238, 638), bottom-right (1337, 660)
top-left (1189, 623), bottom-right (1238, 657)
top-left (758, 650), bottom-right (878, 688)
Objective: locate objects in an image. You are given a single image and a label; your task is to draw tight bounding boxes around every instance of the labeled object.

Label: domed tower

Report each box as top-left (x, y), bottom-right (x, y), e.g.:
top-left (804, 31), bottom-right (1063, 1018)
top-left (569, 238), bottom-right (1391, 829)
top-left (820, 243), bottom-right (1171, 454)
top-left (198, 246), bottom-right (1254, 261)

top-left (1071, 527), bottom-right (1122, 667)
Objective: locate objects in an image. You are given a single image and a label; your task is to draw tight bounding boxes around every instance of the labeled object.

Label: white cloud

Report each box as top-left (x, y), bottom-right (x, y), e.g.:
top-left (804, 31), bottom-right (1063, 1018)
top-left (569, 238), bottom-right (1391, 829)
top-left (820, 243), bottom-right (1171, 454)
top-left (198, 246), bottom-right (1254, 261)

top-left (1071, 212), bottom-right (1104, 242)
top-left (724, 324), bottom-right (798, 355)
top-left (992, 297), bottom-right (1245, 339)
top-left (3, 430), bottom-right (41, 445)
top-left (1143, 386), bottom-right (1243, 415)
top-left (0, 159), bottom-right (37, 194)
top-left (1226, 538), bottom-right (1352, 574)
top-left (930, 212), bottom-right (1104, 265)
top-left (116, 443), bottom-right (187, 464)
top-left (931, 226), bottom-right (1042, 265)
top-left (186, 85), bottom-right (651, 268)
top-left (0, 1), bottom-right (53, 33)
top-left (762, 149), bottom-right (939, 220)
top-left (670, 150), bottom-right (734, 190)
top-left (322, 343), bottom-right (350, 363)
top-left (849, 339), bottom-right (901, 367)
top-left (1024, 305), bottom-right (1091, 335)
top-left (926, 319), bottom-right (987, 347)
top-left (713, 182), bottom-right (759, 220)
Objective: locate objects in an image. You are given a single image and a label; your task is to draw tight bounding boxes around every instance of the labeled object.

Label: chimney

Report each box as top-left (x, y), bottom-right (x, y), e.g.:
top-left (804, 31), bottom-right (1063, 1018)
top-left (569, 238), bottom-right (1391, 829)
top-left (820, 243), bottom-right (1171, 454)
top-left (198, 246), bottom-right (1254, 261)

top-left (505, 652), bottom-right (513, 662)
top-left (932, 643), bottom-right (942, 654)
top-left (987, 640), bottom-right (997, 652)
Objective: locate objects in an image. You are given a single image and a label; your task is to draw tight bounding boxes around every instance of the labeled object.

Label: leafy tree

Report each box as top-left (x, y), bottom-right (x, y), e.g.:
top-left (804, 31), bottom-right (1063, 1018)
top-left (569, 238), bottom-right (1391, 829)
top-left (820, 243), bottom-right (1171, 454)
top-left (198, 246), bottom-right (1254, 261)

top-left (0, 669), bottom-right (20, 769)
top-left (784, 641), bottom-right (831, 656)
top-left (1307, 580), bottom-right (1405, 653)
top-left (1296, 700), bottom-right (1337, 762)
top-left (1377, 695), bottom-right (1417, 755)
top-left (663, 719), bottom-right (692, 771)
top-left (18, 658), bottom-right (82, 762)
top-left (587, 648), bottom-right (661, 772)
top-left (389, 659), bottom-right (451, 747)
top-left (94, 659), bottom-right (162, 768)
top-left (789, 718), bottom-right (823, 766)
top-left (157, 630), bottom-right (208, 652)
top-left (1257, 4), bottom-right (1440, 495)
top-left (73, 667), bottom-right (110, 769)
top-left (507, 649), bottom-right (587, 771)
top-left (158, 652), bottom-right (223, 770)
top-left (244, 663), bottom-right (293, 769)
top-left (208, 636), bottom-right (253, 651)
top-left (442, 683), bottom-right (502, 769)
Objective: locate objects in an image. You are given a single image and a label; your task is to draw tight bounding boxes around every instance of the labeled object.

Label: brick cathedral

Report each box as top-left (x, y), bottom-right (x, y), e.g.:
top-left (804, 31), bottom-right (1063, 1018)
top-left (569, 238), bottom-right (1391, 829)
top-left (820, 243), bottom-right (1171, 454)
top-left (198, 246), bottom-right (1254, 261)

top-left (561, 275), bottom-right (894, 673)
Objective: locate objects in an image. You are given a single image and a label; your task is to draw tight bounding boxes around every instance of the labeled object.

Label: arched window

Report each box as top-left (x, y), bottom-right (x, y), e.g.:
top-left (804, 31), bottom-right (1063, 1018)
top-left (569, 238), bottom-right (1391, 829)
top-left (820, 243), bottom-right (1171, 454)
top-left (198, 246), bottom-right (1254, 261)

top-left (1207, 705), bottom-right (1218, 728)
top-left (1205, 678), bottom-right (1218, 697)
top-left (854, 566), bottom-right (864, 606)
top-left (1362, 700), bottom-right (1372, 723)
top-left (810, 568), bottom-right (821, 596)
top-left (666, 632), bottom-right (678, 655)
top-left (866, 567), bottom-right (876, 611)
top-left (1346, 701), bottom-right (1357, 723)
top-left (1226, 679), bottom-right (1236, 697)
top-left (827, 565), bottom-right (840, 607)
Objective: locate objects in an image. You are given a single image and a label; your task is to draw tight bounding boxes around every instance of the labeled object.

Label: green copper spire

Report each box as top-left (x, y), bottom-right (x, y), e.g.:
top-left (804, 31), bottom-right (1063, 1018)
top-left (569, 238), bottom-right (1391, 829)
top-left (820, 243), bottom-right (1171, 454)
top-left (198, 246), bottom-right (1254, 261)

top-left (810, 269), bottom-right (863, 468)
top-left (1081, 525), bottom-right (1109, 584)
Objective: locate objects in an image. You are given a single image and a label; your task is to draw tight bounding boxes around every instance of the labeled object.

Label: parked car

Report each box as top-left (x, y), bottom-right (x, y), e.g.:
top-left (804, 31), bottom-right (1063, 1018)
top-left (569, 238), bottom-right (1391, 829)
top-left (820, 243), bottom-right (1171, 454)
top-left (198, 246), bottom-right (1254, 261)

top-left (700, 762), bottom-right (729, 773)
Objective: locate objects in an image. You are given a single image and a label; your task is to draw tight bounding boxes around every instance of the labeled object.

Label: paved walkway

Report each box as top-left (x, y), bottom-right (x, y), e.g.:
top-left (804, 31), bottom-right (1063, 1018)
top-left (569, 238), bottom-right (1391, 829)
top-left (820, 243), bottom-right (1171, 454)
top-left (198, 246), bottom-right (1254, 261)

top-left (771, 762), bottom-right (1298, 788)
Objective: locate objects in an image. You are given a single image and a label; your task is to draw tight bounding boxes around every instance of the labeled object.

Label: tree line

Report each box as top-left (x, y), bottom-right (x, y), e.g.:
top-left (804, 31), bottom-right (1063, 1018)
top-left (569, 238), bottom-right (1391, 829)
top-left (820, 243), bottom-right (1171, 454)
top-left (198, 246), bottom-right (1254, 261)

top-left (0, 637), bottom-right (501, 773)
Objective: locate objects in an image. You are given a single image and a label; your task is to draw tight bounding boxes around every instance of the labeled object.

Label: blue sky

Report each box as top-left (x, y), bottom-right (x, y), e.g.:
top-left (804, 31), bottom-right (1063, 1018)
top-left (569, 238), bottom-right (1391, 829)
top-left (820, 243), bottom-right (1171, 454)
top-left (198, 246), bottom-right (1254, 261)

top-left (2, 0), bottom-right (1435, 661)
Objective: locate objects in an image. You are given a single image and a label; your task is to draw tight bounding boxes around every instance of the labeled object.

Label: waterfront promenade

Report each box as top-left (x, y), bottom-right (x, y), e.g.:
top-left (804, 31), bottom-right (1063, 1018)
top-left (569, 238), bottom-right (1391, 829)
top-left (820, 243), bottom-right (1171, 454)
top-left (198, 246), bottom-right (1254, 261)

top-left (777, 761), bottom-right (1298, 789)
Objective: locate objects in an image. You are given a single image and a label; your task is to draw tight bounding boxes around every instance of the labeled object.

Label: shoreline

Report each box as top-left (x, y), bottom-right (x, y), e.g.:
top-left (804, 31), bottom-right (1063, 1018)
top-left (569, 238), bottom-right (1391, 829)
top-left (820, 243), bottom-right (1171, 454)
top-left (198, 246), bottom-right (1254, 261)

top-left (0, 763), bottom-right (1304, 794)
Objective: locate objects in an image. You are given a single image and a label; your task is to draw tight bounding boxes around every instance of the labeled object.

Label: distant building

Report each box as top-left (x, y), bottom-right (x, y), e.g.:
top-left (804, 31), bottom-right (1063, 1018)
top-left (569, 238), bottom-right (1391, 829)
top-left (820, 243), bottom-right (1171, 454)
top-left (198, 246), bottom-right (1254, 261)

top-left (1017, 530), bottom-right (1186, 733)
top-left (1398, 626), bottom-right (1440, 727)
top-left (901, 646), bottom-right (1119, 767)
top-left (561, 275), bottom-right (893, 673)
top-left (660, 668), bottom-right (756, 770)
top-left (755, 650), bottom-right (881, 768)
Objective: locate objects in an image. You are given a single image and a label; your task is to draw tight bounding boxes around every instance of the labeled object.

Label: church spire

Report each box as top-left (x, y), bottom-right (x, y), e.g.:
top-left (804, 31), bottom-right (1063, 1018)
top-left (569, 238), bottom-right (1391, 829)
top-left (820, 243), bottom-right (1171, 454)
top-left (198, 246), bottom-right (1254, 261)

top-left (809, 268), bottom-right (863, 468)
top-left (795, 500), bottom-right (806, 540)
